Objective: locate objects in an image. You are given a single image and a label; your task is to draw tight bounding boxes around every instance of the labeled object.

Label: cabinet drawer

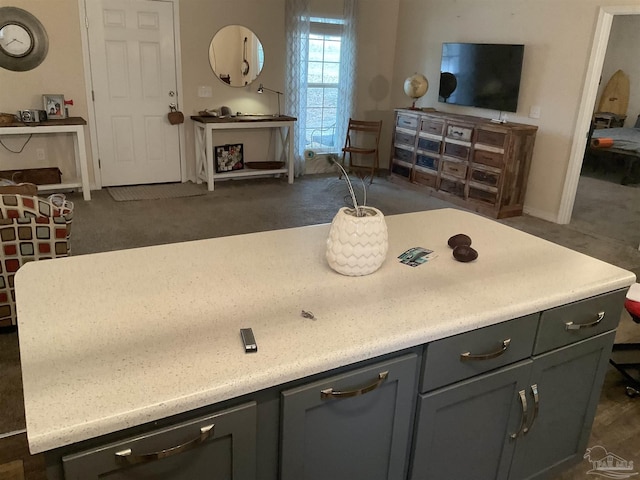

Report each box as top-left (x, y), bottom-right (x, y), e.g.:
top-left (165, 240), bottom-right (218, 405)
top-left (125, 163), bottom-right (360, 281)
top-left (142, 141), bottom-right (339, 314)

top-left (415, 153), bottom-right (439, 171)
top-left (446, 124), bottom-right (473, 142)
top-left (391, 161), bottom-right (412, 178)
top-left (533, 289), bottom-right (626, 355)
top-left (468, 184), bottom-right (498, 205)
top-left (420, 118), bottom-right (444, 135)
top-left (417, 136), bottom-right (442, 153)
top-left (476, 128), bottom-right (507, 148)
top-left (396, 114), bottom-right (418, 129)
top-left (413, 168), bottom-right (437, 188)
top-left (473, 149), bottom-right (505, 168)
top-left (63, 402), bottom-right (257, 479)
top-left (393, 146), bottom-right (413, 163)
top-left (470, 168), bottom-right (500, 187)
top-left (421, 314), bottom-right (539, 392)
top-left (395, 131), bottom-right (416, 146)
top-left (438, 177), bottom-right (465, 197)
top-left (441, 160), bottom-right (467, 179)
top-left (443, 141), bottom-right (470, 160)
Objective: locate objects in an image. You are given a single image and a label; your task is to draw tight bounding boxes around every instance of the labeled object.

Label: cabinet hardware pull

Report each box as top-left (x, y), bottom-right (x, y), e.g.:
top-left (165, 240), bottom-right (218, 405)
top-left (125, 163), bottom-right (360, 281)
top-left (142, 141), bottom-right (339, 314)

top-left (114, 424), bottom-right (214, 465)
top-left (510, 389), bottom-right (528, 439)
top-left (460, 338), bottom-right (511, 361)
top-left (565, 311), bottom-right (605, 330)
top-left (320, 371), bottom-right (389, 400)
top-left (524, 384), bottom-right (539, 435)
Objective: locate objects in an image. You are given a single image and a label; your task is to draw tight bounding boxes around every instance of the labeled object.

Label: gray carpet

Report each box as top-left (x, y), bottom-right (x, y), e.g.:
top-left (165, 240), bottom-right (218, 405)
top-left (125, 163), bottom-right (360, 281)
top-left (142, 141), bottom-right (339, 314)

top-left (1, 172), bottom-right (639, 435)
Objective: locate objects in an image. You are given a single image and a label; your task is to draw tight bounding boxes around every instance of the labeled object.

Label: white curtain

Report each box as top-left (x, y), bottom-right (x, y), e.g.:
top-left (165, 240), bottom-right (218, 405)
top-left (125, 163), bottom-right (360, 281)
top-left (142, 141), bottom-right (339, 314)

top-left (335, 0), bottom-right (357, 154)
top-left (285, 0), bottom-right (358, 177)
top-left (285, 0), bottom-right (310, 176)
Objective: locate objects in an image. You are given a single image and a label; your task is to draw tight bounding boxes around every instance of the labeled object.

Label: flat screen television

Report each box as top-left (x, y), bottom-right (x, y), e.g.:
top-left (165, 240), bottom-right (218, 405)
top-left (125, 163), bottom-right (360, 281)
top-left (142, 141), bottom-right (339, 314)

top-left (438, 43), bottom-right (524, 113)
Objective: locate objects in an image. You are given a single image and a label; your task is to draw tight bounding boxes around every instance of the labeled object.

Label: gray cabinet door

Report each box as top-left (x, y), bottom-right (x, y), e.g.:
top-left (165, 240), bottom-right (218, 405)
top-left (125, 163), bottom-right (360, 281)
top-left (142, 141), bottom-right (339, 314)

top-left (508, 330), bottom-right (616, 480)
top-left (62, 401), bottom-right (257, 480)
top-left (410, 360), bottom-right (532, 480)
top-left (280, 353), bottom-right (419, 480)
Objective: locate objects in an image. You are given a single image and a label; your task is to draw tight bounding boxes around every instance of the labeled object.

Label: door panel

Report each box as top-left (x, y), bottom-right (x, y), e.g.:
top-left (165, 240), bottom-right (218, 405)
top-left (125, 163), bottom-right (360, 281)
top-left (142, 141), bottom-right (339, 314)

top-left (509, 331), bottom-right (616, 480)
top-left (280, 354), bottom-right (418, 480)
top-left (410, 360), bottom-right (532, 480)
top-left (87, 0), bottom-right (181, 186)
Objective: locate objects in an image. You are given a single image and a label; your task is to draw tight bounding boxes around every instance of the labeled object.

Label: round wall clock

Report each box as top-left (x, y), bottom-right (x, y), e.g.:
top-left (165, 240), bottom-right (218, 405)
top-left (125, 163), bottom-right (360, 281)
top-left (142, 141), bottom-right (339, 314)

top-left (0, 7), bottom-right (49, 72)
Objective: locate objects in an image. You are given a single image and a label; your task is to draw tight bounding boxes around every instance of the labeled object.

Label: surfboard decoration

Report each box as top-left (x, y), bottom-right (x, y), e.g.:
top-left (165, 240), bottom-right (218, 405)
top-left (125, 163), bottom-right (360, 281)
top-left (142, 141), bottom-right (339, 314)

top-left (597, 69), bottom-right (630, 116)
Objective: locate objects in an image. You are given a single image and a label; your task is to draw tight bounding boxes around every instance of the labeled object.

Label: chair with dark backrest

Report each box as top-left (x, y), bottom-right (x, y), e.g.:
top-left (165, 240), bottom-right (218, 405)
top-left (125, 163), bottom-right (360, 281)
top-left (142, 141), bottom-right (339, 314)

top-left (340, 119), bottom-right (382, 184)
top-left (0, 191), bottom-right (73, 328)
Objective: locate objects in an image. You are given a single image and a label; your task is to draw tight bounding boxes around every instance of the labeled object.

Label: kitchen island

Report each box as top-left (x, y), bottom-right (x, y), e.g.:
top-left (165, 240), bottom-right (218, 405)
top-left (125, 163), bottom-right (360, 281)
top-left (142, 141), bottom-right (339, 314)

top-left (16, 208), bottom-right (635, 479)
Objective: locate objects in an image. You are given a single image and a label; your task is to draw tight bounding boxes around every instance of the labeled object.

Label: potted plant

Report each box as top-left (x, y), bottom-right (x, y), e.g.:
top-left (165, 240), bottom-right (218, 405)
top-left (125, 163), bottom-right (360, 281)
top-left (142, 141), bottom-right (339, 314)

top-left (325, 157), bottom-right (388, 276)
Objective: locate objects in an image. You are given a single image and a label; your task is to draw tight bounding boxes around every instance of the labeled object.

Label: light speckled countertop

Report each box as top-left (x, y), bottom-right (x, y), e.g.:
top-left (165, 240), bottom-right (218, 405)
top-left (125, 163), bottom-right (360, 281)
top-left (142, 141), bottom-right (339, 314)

top-left (16, 209), bottom-right (635, 454)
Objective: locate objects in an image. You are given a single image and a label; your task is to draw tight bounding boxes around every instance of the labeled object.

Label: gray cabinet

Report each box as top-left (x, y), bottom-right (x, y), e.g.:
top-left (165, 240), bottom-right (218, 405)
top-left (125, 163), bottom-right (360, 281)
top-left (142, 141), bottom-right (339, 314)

top-left (62, 401), bottom-right (257, 480)
top-left (509, 331), bottom-right (616, 480)
top-left (280, 353), bottom-right (419, 480)
top-left (410, 289), bottom-right (624, 480)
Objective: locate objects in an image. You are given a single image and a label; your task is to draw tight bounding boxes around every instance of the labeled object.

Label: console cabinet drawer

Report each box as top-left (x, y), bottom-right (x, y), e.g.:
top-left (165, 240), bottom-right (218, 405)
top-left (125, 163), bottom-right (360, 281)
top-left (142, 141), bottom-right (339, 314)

top-left (469, 185), bottom-right (498, 205)
top-left (416, 153), bottom-right (438, 171)
top-left (391, 161), bottom-right (412, 178)
top-left (397, 114), bottom-right (418, 129)
top-left (470, 168), bottom-right (500, 187)
top-left (441, 160), bottom-right (467, 179)
top-left (420, 119), bottom-right (444, 135)
top-left (395, 131), bottom-right (416, 146)
top-left (473, 149), bottom-right (505, 168)
top-left (476, 128), bottom-right (507, 148)
top-left (413, 168), bottom-right (437, 188)
top-left (421, 314), bottom-right (539, 392)
top-left (417, 136), bottom-right (442, 153)
top-left (533, 289), bottom-right (626, 354)
top-left (393, 146), bottom-right (413, 163)
top-left (446, 124), bottom-right (473, 142)
top-left (443, 142), bottom-right (470, 160)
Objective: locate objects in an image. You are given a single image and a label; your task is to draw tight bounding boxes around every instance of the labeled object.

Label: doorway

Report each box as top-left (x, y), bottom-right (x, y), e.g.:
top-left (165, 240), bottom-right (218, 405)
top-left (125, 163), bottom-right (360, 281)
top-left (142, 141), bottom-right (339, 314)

top-left (79, 0), bottom-right (185, 188)
top-left (559, 5), bottom-right (640, 231)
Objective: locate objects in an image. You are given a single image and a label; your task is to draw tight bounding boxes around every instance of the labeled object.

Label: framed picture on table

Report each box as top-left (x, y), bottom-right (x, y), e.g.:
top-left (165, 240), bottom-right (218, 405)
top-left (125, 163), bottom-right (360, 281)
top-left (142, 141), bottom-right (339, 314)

top-left (215, 143), bottom-right (244, 172)
top-left (42, 94), bottom-right (65, 119)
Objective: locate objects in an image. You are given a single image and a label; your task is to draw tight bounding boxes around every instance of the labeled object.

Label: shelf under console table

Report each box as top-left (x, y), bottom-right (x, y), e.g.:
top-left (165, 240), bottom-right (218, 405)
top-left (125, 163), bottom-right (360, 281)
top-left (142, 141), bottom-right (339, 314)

top-left (0, 117), bottom-right (91, 201)
top-left (191, 115), bottom-right (296, 191)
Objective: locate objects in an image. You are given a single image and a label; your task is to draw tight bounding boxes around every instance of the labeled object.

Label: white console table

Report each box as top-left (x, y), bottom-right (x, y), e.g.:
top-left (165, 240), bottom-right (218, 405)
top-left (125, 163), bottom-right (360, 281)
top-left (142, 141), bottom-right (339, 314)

top-left (0, 117), bottom-right (91, 200)
top-left (191, 115), bottom-right (296, 191)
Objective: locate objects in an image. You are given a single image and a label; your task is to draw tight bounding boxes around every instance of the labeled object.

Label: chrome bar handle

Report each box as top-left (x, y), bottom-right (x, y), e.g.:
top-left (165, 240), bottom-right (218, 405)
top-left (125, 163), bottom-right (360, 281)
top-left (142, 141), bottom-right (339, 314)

top-left (565, 311), bottom-right (605, 330)
top-left (115, 424), bottom-right (214, 465)
top-left (460, 339), bottom-right (511, 361)
top-left (510, 389), bottom-right (528, 439)
top-left (524, 384), bottom-right (539, 435)
top-left (321, 371), bottom-right (389, 400)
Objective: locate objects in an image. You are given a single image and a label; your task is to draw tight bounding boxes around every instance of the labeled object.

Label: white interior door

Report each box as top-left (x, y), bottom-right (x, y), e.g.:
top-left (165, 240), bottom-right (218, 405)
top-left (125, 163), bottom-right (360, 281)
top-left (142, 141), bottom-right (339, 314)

top-left (86, 0), bottom-right (181, 187)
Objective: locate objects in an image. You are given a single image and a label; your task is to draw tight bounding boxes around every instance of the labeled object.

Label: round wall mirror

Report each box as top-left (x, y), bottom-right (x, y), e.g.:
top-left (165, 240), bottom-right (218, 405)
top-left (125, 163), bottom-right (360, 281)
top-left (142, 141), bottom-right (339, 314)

top-left (209, 25), bottom-right (264, 87)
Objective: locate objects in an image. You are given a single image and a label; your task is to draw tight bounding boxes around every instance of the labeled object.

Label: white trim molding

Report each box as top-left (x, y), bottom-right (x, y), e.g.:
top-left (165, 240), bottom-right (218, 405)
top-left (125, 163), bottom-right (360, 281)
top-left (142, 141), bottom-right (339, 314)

top-left (558, 5), bottom-right (640, 224)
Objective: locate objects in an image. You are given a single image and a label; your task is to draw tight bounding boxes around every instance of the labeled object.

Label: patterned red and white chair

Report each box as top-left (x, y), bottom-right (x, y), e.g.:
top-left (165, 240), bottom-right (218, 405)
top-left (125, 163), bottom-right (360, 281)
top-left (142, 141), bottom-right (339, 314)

top-left (0, 193), bottom-right (73, 328)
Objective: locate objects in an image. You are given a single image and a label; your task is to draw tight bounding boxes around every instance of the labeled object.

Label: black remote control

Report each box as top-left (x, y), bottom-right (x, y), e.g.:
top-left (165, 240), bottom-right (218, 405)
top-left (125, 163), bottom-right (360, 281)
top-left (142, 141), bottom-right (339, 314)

top-left (240, 328), bottom-right (257, 353)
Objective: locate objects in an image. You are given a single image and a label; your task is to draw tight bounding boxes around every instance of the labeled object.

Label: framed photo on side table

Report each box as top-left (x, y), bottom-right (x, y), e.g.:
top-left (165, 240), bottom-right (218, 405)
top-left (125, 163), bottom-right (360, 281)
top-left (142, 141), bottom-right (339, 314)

top-left (215, 143), bottom-right (244, 172)
top-left (42, 94), bottom-right (65, 119)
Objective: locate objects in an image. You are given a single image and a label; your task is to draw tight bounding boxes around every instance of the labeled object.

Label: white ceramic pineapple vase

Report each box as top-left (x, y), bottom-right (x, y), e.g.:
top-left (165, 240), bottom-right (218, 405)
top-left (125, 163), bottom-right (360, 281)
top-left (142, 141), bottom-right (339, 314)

top-left (326, 206), bottom-right (389, 276)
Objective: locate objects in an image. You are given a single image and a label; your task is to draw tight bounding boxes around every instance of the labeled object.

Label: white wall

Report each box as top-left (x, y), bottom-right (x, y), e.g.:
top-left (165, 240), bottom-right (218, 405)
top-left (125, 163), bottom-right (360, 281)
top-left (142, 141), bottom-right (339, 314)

top-left (391, 0), bottom-right (640, 221)
top-left (598, 15), bottom-right (640, 127)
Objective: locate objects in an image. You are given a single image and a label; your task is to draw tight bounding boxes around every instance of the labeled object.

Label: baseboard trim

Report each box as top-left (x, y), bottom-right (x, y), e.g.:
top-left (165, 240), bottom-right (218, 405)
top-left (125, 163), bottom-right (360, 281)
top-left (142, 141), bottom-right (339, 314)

top-left (523, 205), bottom-right (559, 223)
top-left (0, 429), bottom-right (26, 440)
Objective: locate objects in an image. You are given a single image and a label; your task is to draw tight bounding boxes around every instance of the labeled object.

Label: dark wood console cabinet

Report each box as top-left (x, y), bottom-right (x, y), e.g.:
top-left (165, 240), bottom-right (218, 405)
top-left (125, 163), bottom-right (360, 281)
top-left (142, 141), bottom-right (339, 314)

top-left (390, 109), bottom-right (537, 218)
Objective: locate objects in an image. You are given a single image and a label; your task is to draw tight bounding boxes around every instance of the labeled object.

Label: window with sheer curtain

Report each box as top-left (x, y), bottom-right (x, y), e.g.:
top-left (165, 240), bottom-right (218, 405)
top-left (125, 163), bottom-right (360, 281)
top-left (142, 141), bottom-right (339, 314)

top-left (286, 0), bottom-right (357, 175)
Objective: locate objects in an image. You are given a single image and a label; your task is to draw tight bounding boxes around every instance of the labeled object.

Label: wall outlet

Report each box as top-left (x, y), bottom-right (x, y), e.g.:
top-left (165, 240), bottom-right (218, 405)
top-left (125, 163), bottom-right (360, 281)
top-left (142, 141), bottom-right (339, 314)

top-left (36, 148), bottom-right (46, 161)
top-left (198, 86), bottom-right (213, 97)
top-left (529, 105), bottom-right (541, 119)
